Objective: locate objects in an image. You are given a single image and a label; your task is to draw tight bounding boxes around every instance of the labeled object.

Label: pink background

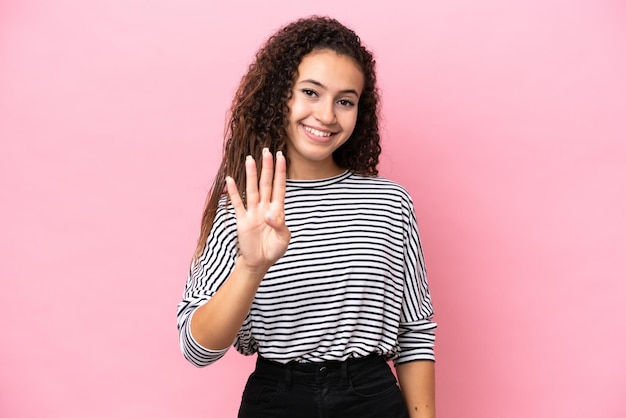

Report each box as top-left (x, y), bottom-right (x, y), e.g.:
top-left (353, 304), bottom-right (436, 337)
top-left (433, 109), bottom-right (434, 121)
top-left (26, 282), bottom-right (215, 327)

top-left (1, 1), bottom-right (625, 417)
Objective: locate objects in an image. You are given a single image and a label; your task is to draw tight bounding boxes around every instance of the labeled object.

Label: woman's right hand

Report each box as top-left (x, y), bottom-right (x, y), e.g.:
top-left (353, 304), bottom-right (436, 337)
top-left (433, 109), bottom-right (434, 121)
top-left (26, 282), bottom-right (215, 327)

top-left (225, 148), bottom-right (291, 276)
top-left (188, 149), bottom-right (290, 351)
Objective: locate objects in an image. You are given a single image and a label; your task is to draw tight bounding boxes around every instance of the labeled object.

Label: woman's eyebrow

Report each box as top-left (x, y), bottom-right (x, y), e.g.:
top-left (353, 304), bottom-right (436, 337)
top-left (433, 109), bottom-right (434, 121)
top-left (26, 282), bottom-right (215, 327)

top-left (298, 79), bottom-right (360, 97)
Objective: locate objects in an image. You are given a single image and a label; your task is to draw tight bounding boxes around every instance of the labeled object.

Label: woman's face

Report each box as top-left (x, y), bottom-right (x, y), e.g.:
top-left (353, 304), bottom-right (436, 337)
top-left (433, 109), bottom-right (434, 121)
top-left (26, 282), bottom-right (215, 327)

top-left (285, 49), bottom-right (364, 180)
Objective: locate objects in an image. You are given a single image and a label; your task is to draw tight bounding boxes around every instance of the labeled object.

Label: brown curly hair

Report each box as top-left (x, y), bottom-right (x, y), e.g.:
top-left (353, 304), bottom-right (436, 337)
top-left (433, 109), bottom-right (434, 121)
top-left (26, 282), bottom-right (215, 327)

top-left (195, 16), bottom-right (381, 257)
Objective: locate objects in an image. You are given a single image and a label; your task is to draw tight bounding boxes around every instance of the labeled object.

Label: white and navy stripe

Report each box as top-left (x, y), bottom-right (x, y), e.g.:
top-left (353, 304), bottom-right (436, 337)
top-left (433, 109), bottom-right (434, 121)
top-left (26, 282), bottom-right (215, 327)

top-left (177, 171), bottom-right (436, 367)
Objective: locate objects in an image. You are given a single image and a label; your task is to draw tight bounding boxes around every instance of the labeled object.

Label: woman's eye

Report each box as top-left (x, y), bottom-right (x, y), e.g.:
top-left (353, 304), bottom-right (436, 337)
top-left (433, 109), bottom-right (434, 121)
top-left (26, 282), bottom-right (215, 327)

top-left (302, 89), bottom-right (317, 97)
top-left (338, 99), bottom-right (355, 107)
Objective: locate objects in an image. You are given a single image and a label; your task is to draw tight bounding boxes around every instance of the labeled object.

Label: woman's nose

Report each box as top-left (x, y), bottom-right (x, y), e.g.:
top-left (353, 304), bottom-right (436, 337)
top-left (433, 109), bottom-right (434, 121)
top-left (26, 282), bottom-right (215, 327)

top-left (314, 99), bottom-right (336, 125)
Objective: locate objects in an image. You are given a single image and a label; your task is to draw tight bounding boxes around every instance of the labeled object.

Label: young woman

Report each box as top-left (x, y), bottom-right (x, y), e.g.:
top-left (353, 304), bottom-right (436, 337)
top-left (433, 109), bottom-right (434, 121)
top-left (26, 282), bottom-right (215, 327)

top-left (177, 16), bottom-right (437, 418)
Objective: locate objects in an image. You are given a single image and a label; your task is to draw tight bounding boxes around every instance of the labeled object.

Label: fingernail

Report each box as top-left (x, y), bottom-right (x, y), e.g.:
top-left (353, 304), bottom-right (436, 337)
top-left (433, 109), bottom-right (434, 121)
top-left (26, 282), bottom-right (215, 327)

top-left (277, 151), bottom-right (283, 158)
top-left (246, 155), bottom-right (253, 161)
top-left (262, 147), bottom-right (269, 155)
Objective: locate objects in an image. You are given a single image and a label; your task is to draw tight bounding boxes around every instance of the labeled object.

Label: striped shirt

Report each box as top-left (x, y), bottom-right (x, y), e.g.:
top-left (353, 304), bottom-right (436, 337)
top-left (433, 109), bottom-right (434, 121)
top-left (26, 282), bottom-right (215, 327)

top-left (177, 171), bottom-right (436, 367)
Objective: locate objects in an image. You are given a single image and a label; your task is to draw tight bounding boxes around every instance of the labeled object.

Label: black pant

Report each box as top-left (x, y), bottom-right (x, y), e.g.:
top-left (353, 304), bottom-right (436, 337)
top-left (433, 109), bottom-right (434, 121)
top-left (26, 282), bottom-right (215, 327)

top-left (238, 355), bottom-right (410, 418)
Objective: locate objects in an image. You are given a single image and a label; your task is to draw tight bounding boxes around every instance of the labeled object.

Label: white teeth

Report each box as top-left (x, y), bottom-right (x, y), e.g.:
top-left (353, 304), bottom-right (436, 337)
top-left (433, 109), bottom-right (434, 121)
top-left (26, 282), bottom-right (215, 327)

top-left (304, 126), bottom-right (332, 137)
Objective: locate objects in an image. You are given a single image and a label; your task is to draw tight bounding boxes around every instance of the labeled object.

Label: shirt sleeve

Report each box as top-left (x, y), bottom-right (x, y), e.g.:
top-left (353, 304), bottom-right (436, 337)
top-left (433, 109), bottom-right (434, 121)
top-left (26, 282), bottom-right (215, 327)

top-left (176, 200), bottom-right (239, 367)
top-left (395, 194), bottom-right (437, 365)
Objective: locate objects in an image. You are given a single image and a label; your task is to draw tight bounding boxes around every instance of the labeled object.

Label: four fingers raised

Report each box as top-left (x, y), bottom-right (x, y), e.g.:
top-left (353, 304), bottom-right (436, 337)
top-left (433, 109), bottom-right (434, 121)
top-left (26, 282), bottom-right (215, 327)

top-left (227, 148), bottom-right (287, 217)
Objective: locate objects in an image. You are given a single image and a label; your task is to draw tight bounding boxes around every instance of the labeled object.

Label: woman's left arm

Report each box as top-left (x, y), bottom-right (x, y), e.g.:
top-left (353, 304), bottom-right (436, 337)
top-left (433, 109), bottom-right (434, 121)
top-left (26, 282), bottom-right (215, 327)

top-left (396, 360), bottom-right (436, 418)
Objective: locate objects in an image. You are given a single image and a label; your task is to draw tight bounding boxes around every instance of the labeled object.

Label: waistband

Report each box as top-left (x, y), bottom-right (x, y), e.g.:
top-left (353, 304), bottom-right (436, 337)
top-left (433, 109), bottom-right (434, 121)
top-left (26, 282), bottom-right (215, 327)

top-left (256, 354), bottom-right (386, 376)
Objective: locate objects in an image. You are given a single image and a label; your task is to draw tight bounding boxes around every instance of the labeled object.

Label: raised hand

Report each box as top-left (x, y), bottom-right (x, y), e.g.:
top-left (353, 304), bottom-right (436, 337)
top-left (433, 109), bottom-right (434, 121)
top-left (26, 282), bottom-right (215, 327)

top-left (225, 148), bottom-right (291, 275)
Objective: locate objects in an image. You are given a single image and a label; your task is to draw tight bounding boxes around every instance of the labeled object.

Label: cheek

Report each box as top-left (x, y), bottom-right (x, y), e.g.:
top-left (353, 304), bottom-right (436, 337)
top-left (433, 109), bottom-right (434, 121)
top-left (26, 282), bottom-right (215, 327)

top-left (343, 111), bottom-right (359, 134)
top-left (287, 98), bottom-right (306, 122)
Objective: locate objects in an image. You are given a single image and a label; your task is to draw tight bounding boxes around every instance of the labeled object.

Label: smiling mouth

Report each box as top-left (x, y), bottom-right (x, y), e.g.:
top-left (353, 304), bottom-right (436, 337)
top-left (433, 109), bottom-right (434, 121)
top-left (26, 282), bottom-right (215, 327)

top-left (302, 124), bottom-right (335, 138)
